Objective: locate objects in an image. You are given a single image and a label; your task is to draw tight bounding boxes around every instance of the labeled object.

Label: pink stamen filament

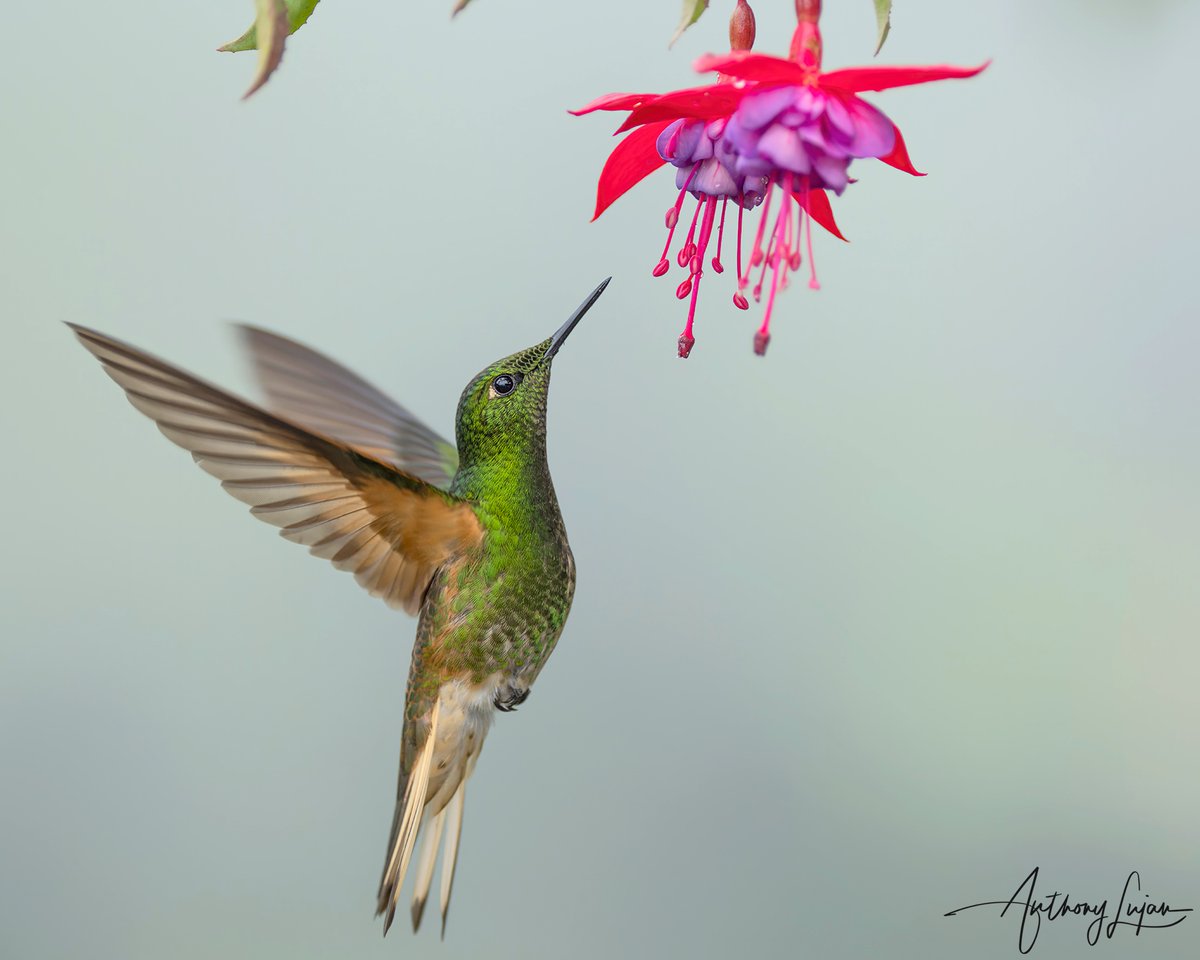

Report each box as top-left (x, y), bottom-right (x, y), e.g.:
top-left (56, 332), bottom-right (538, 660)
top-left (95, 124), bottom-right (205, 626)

top-left (680, 196), bottom-right (719, 356)
top-left (805, 200), bottom-right (819, 290)
top-left (655, 165), bottom-right (701, 275)
top-left (788, 195), bottom-right (803, 272)
top-left (711, 196), bottom-right (728, 273)
top-left (757, 192), bottom-right (792, 351)
top-left (677, 194), bottom-right (704, 268)
top-left (740, 181), bottom-right (775, 289)
top-left (735, 198), bottom-right (746, 286)
top-left (778, 195), bottom-right (795, 291)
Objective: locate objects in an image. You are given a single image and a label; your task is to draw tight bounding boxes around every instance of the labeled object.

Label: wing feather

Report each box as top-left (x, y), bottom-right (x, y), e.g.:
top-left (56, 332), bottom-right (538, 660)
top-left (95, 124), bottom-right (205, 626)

top-left (70, 325), bottom-right (482, 615)
top-left (236, 325), bottom-right (459, 489)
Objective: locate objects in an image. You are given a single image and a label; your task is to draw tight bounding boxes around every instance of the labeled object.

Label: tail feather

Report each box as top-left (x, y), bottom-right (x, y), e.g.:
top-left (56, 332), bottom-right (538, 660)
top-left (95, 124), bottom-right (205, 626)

top-left (438, 771), bottom-right (468, 938)
top-left (377, 679), bottom-right (493, 936)
top-left (378, 700), bottom-right (441, 934)
top-left (409, 808), bottom-right (446, 932)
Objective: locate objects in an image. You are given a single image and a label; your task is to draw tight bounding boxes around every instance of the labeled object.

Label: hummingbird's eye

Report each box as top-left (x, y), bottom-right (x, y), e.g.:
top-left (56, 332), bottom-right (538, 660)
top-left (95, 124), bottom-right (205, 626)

top-left (489, 373), bottom-right (521, 398)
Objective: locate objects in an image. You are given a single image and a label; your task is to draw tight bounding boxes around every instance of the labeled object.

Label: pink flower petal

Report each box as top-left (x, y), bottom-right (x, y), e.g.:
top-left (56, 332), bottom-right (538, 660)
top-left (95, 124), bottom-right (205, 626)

top-left (694, 52), bottom-right (810, 85)
top-left (819, 62), bottom-right (989, 94)
top-left (592, 121), bottom-right (672, 220)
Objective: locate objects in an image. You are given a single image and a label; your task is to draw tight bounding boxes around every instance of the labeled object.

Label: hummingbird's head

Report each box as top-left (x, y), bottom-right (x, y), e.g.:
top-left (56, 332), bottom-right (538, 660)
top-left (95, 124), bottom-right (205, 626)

top-left (453, 279), bottom-right (609, 467)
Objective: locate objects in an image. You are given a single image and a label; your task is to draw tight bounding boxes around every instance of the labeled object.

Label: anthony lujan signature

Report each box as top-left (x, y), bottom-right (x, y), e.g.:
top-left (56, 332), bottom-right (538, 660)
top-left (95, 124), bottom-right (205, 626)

top-left (945, 867), bottom-right (1192, 954)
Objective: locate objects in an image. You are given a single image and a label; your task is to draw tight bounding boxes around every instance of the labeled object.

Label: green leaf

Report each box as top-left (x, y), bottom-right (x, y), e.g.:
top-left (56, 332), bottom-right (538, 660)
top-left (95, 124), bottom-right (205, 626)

top-left (235, 0), bottom-right (290, 99)
top-left (219, 0), bottom-right (322, 55)
top-left (873, 0), bottom-right (892, 56)
top-left (669, 0), bottom-right (709, 48)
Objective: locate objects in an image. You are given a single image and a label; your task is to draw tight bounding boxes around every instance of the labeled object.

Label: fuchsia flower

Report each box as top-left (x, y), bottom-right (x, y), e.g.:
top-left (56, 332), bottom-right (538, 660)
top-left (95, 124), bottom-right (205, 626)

top-left (573, 0), bottom-right (987, 357)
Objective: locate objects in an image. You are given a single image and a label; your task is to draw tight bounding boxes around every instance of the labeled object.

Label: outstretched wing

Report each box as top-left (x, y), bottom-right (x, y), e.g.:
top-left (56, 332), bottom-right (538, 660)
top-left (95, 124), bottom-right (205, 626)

top-left (236, 325), bottom-right (459, 489)
top-left (70, 325), bottom-right (482, 615)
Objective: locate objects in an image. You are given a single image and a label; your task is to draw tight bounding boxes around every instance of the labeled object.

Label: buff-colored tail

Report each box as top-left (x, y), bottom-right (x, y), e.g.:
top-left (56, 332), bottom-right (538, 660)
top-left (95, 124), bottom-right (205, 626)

top-left (376, 682), bottom-right (490, 935)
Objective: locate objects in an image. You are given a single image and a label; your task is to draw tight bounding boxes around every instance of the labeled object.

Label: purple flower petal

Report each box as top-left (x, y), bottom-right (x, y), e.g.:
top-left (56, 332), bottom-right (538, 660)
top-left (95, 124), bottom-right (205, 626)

top-left (756, 123), bottom-right (812, 175)
top-left (822, 94), bottom-right (855, 139)
top-left (656, 120), bottom-right (684, 162)
top-left (779, 108), bottom-right (808, 129)
top-left (666, 120), bottom-right (707, 164)
top-left (739, 176), bottom-right (768, 207)
top-left (843, 96), bottom-right (897, 158)
top-left (690, 157), bottom-right (738, 197)
top-left (813, 153), bottom-right (850, 194)
top-left (735, 85), bottom-right (798, 131)
top-left (733, 150), bottom-right (773, 178)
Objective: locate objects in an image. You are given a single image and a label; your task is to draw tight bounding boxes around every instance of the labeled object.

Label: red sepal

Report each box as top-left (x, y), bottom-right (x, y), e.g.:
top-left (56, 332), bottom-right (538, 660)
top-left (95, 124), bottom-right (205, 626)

top-left (693, 51), bottom-right (808, 85)
top-left (616, 85), bottom-right (744, 133)
top-left (592, 121), bottom-right (672, 221)
top-left (569, 92), bottom-right (656, 117)
top-left (793, 187), bottom-right (846, 242)
top-left (877, 122), bottom-right (924, 176)
top-left (819, 62), bottom-right (989, 94)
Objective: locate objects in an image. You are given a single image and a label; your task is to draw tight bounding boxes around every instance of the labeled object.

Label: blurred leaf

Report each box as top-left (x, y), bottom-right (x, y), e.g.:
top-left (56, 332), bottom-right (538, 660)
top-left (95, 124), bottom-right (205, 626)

top-left (873, 0), bottom-right (892, 55)
top-left (219, 0), bottom-right (321, 55)
top-left (238, 0), bottom-right (289, 99)
top-left (670, 0), bottom-right (709, 47)
top-left (451, 0), bottom-right (473, 13)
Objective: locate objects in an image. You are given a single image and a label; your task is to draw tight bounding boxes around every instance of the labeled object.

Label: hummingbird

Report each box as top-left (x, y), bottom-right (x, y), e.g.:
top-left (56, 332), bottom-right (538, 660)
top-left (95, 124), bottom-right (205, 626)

top-left (68, 278), bottom-right (610, 935)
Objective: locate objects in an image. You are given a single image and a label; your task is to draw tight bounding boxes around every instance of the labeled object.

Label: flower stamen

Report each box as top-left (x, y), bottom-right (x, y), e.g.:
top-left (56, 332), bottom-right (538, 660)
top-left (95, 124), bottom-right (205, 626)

top-left (679, 196), bottom-right (720, 358)
top-left (654, 166), bottom-right (701, 277)
top-left (677, 194), bottom-right (705, 268)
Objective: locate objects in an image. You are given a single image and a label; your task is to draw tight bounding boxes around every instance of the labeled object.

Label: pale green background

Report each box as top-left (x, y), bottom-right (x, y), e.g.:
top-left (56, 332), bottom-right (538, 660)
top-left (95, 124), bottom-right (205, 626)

top-left (2, 1), bottom-right (1197, 958)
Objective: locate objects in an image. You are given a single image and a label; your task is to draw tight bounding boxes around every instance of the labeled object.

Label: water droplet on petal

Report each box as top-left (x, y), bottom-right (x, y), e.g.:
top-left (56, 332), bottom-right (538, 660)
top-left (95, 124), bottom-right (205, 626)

top-left (676, 278), bottom-right (693, 299)
top-left (652, 258), bottom-right (670, 278)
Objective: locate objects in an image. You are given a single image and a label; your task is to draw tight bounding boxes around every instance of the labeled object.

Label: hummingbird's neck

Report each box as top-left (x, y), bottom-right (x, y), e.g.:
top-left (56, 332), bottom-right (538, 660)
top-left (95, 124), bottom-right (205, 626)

top-left (449, 431), bottom-right (561, 531)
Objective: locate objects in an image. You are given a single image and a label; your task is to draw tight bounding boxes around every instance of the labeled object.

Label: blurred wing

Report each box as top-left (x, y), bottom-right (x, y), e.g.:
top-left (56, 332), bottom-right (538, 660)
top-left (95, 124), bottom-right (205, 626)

top-left (71, 325), bottom-right (483, 615)
top-left (236, 325), bottom-right (459, 489)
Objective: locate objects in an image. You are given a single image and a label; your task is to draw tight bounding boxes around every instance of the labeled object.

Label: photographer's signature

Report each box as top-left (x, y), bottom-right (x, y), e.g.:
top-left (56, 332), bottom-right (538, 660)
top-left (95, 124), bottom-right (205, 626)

top-left (946, 867), bottom-right (1191, 954)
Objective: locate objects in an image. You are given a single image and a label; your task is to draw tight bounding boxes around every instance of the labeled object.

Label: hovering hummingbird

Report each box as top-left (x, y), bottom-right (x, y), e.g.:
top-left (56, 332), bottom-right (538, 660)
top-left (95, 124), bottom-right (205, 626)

top-left (68, 278), bottom-right (610, 935)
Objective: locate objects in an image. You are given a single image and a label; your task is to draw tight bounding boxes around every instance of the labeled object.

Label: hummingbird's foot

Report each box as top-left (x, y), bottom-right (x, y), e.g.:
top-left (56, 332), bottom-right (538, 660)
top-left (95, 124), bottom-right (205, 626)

top-left (493, 683), bottom-right (530, 712)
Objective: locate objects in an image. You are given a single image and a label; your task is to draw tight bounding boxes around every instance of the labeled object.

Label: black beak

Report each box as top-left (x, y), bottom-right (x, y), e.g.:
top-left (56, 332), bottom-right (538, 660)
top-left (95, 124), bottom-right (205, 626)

top-left (544, 277), bottom-right (610, 360)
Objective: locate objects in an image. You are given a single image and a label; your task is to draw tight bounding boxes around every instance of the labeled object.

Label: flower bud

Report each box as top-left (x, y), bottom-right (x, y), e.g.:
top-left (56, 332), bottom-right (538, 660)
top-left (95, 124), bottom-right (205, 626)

top-left (730, 0), bottom-right (756, 52)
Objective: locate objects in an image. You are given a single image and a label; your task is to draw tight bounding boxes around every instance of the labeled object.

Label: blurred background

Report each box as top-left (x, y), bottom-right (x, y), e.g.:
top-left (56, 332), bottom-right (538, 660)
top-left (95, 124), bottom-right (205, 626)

top-left (2, 1), bottom-right (1197, 957)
